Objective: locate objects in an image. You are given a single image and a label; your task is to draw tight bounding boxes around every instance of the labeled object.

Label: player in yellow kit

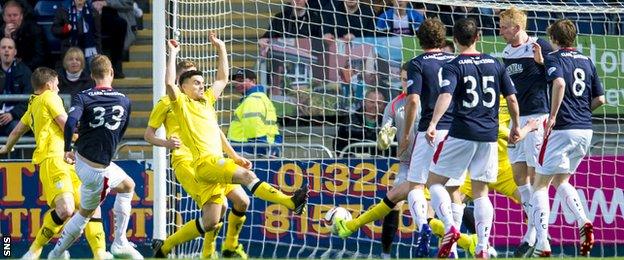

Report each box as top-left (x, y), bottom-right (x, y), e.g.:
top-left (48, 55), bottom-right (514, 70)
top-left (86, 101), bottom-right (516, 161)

top-left (153, 33), bottom-right (308, 258)
top-left (146, 59), bottom-right (250, 258)
top-left (0, 68), bottom-right (109, 260)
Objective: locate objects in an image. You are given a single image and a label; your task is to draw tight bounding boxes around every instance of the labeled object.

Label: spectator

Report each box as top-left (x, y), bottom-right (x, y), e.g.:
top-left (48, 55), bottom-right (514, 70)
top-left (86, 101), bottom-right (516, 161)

top-left (92, 0), bottom-right (126, 78)
top-left (51, 0), bottom-right (102, 65)
top-left (376, 0), bottom-right (425, 36)
top-left (258, 0), bottom-right (323, 94)
top-left (259, 0), bottom-right (323, 49)
top-left (0, 37), bottom-right (32, 136)
top-left (323, 0), bottom-right (377, 42)
top-left (0, 0), bottom-right (46, 71)
top-left (335, 88), bottom-right (387, 155)
top-left (105, 0), bottom-right (137, 52)
top-left (228, 68), bottom-right (282, 157)
top-left (58, 47), bottom-right (94, 97)
top-left (454, 6), bottom-right (497, 36)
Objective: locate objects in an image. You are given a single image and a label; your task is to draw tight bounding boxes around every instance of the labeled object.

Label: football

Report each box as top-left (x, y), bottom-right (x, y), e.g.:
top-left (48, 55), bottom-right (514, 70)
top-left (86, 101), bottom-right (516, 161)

top-left (323, 206), bottom-right (353, 235)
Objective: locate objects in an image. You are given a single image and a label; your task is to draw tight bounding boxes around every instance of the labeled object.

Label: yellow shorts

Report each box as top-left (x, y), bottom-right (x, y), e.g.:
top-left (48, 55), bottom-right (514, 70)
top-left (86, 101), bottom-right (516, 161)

top-left (460, 164), bottom-right (519, 204)
top-left (173, 160), bottom-right (227, 206)
top-left (223, 184), bottom-right (240, 197)
top-left (39, 157), bottom-right (80, 207)
top-left (194, 155), bottom-right (239, 184)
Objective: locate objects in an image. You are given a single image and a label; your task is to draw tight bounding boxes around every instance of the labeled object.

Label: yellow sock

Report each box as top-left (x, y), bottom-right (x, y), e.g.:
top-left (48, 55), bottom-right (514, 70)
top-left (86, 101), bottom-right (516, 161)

top-left (162, 219), bottom-right (203, 254)
top-left (85, 219), bottom-right (107, 255)
top-left (252, 181), bottom-right (294, 209)
top-left (457, 233), bottom-right (472, 251)
top-left (224, 210), bottom-right (246, 250)
top-left (30, 210), bottom-right (64, 252)
top-left (346, 198), bottom-right (394, 232)
top-left (428, 218), bottom-right (445, 237)
top-left (201, 222), bottom-right (223, 259)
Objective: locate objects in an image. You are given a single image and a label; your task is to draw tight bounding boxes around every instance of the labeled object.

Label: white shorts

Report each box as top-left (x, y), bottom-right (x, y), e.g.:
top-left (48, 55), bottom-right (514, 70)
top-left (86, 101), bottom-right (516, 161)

top-left (407, 130), bottom-right (449, 184)
top-left (429, 137), bottom-right (498, 183)
top-left (75, 153), bottom-right (129, 210)
top-left (393, 161), bottom-right (409, 186)
top-left (536, 129), bottom-right (592, 175)
top-left (508, 114), bottom-right (548, 167)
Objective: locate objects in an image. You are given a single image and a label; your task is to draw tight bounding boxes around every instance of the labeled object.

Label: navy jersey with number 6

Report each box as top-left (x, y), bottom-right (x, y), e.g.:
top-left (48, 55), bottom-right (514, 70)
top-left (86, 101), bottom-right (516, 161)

top-left (406, 51), bottom-right (456, 132)
top-left (544, 48), bottom-right (604, 130)
top-left (440, 54), bottom-right (516, 142)
top-left (65, 87), bottom-right (131, 165)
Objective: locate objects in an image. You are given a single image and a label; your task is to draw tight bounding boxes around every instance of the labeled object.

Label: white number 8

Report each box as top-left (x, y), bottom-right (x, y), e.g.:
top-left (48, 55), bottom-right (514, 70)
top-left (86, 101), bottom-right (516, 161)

top-left (572, 68), bottom-right (586, 97)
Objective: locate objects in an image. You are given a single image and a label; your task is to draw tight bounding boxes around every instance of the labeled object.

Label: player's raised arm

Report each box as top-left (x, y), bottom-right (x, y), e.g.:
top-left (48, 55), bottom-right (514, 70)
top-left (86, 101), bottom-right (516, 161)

top-left (209, 32), bottom-right (229, 99)
top-left (166, 39), bottom-right (181, 101)
top-left (0, 121), bottom-right (29, 154)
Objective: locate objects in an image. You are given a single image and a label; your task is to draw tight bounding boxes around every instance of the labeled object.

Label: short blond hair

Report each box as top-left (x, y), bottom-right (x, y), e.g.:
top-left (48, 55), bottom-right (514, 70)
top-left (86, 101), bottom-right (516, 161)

top-left (90, 55), bottom-right (113, 80)
top-left (499, 6), bottom-right (527, 30)
top-left (63, 47), bottom-right (86, 71)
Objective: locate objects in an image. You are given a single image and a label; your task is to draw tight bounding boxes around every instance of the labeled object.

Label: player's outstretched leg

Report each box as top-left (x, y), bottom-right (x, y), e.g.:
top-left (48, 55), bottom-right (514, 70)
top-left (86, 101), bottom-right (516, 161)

top-left (428, 182), bottom-right (460, 258)
top-left (23, 195), bottom-right (72, 260)
top-left (202, 221), bottom-right (224, 259)
top-left (407, 186), bottom-right (431, 258)
top-left (109, 178), bottom-right (143, 259)
top-left (152, 218), bottom-right (206, 258)
top-left (554, 178), bottom-right (593, 256)
top-left (335, 197), bottom-right (396, 238)
top-left (335, 182), bottom-right (411, 239)
top-left (530, 174), bottom-right (553, 257)
top-left (222, 186), bottom-right (250, 259)
top-left (224, 166), bottom-right (308, 215)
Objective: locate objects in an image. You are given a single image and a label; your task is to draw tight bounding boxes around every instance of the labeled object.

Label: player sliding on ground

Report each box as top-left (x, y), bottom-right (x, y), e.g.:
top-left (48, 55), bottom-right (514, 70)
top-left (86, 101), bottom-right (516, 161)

top-left (156, 33), bottom-right (308, 257)
top-left (0, 68), bottom-right (110, 260)
top-left (530, 19), bottom-right (605, 257)
top-left (147, 42), bottom-right (250, 259)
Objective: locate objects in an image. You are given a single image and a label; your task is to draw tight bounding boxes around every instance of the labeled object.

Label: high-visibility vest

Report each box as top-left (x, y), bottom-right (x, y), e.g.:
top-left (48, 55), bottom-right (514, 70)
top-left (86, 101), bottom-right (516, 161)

top-left (227, 87), bottom-right (280, 143)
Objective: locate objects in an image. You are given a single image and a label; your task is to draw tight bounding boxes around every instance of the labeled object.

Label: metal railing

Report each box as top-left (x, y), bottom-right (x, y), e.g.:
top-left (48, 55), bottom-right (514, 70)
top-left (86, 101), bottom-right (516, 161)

top-left (115, 140), bottom-right (335, 159)
top-left (0, 94), bottom-right (71, 109)
top-left (338, 141), bottom-right (397, 158)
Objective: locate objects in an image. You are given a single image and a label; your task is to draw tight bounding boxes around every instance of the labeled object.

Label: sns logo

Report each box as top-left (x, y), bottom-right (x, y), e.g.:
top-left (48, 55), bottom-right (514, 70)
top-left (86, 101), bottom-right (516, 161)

top-left (3, 236), bottom-right (10, 257)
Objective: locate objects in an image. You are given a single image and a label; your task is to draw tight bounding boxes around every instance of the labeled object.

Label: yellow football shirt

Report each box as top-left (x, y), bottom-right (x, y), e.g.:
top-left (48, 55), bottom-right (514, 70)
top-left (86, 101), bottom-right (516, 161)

top-left (20, 90), bottom-right (67, 164)
top-left (498, 95), bottom-right (511, 165)
top-left (147, 96), bottom-right (192, 163)
top-left (170, 88), bottom-right (223, 161)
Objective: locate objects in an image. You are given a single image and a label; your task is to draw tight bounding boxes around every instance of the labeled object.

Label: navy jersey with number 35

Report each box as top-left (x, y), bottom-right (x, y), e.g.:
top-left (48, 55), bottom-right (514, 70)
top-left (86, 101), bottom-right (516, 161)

top-left (545, 48), bottom-right (604, 130)
top-left (440, 54), bottom-right (517, 142)
top-left (67, 87), bottom-right (131, 165)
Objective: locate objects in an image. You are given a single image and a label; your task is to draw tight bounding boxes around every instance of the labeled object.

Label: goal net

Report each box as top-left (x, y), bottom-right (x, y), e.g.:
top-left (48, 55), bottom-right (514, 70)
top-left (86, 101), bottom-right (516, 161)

top-left (155, 0), bottom-right (624, 258)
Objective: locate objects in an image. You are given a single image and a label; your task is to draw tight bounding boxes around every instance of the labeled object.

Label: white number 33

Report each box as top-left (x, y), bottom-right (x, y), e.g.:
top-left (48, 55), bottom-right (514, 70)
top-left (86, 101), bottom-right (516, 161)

top-left (89, 105), bottom-right (125, 130)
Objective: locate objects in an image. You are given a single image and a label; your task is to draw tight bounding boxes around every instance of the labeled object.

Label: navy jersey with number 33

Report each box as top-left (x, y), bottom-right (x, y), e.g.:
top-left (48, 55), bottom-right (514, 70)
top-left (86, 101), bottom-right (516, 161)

top-left (545, 48), bottom-right (604, 130)
top-left (66, 87), bottom-right (131, 165)
top-left (440, 54), bottom-right (517, 142)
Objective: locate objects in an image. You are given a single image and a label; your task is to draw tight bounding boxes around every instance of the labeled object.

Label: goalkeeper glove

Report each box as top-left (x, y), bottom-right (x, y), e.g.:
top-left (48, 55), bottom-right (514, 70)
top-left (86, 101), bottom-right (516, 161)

top-left (377, 123), bottom-right (397, 150)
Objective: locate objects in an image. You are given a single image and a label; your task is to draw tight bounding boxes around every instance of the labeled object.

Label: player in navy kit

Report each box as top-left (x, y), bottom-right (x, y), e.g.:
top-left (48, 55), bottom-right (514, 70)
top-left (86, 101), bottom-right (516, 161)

top-left (401, 18), bottom-right (456, 257)
top-left (425, 18), bottom-right (522, 258)
top-left (498, 8), bottom-right (554, 255)
top-left (530, 19), bottom-right (605, 257)
top-left (48, 55), bottom-right (143, 259)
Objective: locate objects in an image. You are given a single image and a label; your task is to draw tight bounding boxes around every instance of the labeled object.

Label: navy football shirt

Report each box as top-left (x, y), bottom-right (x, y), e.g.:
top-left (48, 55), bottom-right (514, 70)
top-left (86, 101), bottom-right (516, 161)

top-left (502, 37), bottom-right (553, 116)
top-left (440, 53), bottom-right (517, 142)
top-left (406, 51), bottom-right (456, 132)
top-left (544, 48), bottom-right (604, 130)
top-left (66, 87), bottom-right (132, 165)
